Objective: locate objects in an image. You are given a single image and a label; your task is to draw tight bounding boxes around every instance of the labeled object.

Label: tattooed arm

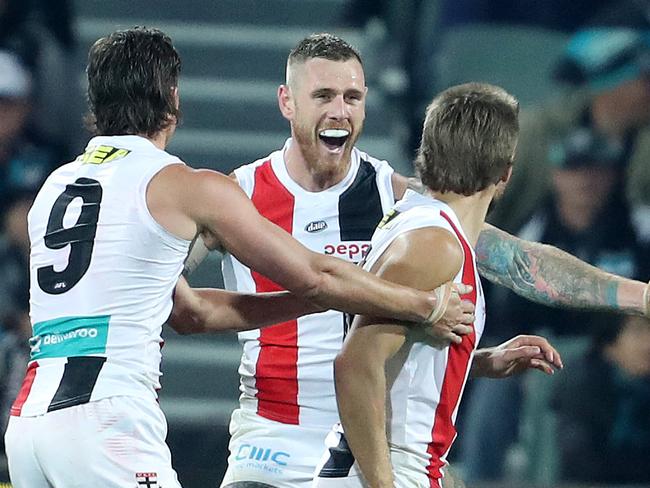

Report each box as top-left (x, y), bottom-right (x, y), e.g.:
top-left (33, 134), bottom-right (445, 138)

top-left (476, 223), bottom-right (649, 316)
top-left (390, 172), bottom-right (649, 315)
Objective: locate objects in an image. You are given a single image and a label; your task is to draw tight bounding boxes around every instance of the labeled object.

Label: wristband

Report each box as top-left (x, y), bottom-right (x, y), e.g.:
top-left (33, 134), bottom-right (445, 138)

top-left (427, 283), bottom-right (452, 324)
top-left (644, 281), bottom-right (650, 318)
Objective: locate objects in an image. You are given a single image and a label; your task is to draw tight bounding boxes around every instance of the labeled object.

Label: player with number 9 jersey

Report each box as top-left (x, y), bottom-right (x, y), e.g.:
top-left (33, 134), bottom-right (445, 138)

top-left (18, 135), bottom-right (190, 416)
top-left (6, 135), bottom-right (190, 488)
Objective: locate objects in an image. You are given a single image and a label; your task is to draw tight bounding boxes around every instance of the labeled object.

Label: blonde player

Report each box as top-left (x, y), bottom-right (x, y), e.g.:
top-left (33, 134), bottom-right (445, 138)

top-left (313, 83), bottom-right (562, 488)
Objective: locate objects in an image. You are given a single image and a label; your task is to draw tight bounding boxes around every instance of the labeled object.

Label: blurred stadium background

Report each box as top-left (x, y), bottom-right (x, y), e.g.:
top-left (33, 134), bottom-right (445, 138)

top-left (1, 0), bottom-right (649, 487)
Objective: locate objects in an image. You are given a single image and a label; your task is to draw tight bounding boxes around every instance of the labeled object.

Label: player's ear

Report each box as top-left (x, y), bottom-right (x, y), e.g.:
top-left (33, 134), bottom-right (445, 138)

top-left (278, 84), bottom-right (294, 121)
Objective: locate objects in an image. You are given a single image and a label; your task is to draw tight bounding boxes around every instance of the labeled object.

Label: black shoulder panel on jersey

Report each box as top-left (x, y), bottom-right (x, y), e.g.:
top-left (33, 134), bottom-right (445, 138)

top-left (338, 159), bottom-right (383, 241)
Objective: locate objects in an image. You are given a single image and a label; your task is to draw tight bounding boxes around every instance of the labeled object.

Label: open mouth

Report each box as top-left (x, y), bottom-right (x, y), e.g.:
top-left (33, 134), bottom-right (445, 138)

top-left (319, 129), bottom-right (350, 151)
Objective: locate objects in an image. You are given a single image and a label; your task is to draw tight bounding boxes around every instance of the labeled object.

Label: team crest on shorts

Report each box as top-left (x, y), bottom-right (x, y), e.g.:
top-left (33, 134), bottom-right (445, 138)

top-left (136, 472), bottom-right (158, 487)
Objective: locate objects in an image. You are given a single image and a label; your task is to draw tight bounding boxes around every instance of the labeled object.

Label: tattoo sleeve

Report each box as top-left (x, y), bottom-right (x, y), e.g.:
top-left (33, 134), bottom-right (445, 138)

top-left (476, 223), bottom-right (646, 315)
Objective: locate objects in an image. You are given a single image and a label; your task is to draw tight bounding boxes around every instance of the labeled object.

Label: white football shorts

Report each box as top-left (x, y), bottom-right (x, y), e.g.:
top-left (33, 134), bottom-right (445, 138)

top-left (5, 395), bottom-right (182, 488)
top-left (221, 408), bottom-right (331, 488)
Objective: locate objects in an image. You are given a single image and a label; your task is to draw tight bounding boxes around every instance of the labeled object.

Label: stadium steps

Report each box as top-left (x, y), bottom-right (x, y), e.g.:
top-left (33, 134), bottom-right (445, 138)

top-left (159, 336), bottom-right (242, 426)
top-left (76, 19), bottom-right (363, 81)
top-left (75, 0), bottom-right (349, 28)
top-left (433, 24), bottom-right (570, 107)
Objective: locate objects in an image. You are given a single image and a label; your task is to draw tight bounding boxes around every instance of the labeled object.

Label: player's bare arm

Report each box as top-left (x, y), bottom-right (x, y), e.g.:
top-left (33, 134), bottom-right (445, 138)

top-left (470, 334), bottom-right (563, 378)
top-left (476, 223), bottom-right (650, 316)
top-left (179, 171), bottom-right (245, 274)
top-left (168, 276), bottom-right (322, 334)
top-left (185, 167), bottom-right (239, 255)
top-left (336, 321), bottom-right (405, 488)
top-left (392, 172), bottom-right (650, 317)
top-left (149, 164), bottom-right (455, 324)
top-left (335, 227), bottom-right (464, 488)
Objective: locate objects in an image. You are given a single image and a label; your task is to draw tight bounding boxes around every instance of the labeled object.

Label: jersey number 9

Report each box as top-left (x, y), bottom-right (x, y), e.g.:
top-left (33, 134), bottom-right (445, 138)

top-left (37, 177), bottom-right (103, 294)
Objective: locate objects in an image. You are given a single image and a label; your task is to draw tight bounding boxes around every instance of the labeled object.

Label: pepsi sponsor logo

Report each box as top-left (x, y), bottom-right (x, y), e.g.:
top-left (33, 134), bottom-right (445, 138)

top-left (305, 220), bottom-right (328, 233)
top-left (324, 242), bottom-right (371, 261)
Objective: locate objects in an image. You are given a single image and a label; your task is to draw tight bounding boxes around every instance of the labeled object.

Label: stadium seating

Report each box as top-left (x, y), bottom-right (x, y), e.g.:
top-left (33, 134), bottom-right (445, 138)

top-left (433, 23), bottom-right (569, 107)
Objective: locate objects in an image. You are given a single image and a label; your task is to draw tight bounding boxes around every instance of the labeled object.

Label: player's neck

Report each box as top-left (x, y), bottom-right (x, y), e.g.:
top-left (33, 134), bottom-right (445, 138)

top-left (141, 125), bottom-right (175, 151)
top-left (284, 141), bottom-right (351, 192)
top-left (429, 190), bottom-right (494, 246)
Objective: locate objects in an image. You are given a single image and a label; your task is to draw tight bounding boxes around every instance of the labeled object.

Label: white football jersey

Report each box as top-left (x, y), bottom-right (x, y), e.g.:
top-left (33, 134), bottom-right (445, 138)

top-left (222, 139), bottom-right (395, 428)
top-left (363, 190), bottom-right (486, 485)
top-left (13, 135), bottom-right (190, 417)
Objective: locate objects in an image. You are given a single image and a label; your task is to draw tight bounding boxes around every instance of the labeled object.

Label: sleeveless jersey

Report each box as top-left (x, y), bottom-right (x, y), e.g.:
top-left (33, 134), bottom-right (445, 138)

top-left (221, 139), bottom-right (395, 428)
top-left (363, 190), bottom-right (486, 486)
top-left (12, 135), bottom-right (191, 417)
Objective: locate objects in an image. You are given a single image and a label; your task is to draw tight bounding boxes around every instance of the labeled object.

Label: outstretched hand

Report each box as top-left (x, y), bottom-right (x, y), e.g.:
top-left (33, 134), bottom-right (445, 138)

top-left (425, 282), bottom-right (475, 348)
top-left (473, 334), bottom-right (564, 378)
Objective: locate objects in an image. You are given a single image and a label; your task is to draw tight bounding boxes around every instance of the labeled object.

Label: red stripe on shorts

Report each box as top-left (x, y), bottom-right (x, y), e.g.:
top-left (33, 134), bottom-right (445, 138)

top-left (426, 212), bottom-right (478, 485)
top-left (250, 160), bottom-right (300, 424)
top-left (11, 361), bottom-right (39, 416)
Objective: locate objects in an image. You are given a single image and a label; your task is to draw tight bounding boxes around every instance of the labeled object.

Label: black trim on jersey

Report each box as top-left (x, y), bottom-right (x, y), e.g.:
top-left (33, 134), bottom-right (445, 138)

top-left (47, 356), bottom-right (107, 412)
top-left (339, 160), bottom-right (384, 241)
top-left (343, 312), bottom-right (354, 339)
top-left (318, 432), bottom-right (356, 478)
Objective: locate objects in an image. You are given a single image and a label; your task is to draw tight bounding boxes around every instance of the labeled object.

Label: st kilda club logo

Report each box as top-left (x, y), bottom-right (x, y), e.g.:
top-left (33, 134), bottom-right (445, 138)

top-left (136, 472), bottom-right (159, 487)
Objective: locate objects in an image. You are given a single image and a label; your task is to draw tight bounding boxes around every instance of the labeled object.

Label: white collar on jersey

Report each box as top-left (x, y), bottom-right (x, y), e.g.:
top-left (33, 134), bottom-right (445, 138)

top-left (272, 138), bottom-right (361, 196)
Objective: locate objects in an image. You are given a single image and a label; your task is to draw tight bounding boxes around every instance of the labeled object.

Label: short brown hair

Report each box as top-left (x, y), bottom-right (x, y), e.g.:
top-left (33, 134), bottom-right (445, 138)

top-left (286, 33), bottom-right (362, 86)
top-left (289, 33), bottom-right (362, 66)
top-left (415, 83), bottom-right (519, 196)
top-left (86, 26), bottom-right (181, 137)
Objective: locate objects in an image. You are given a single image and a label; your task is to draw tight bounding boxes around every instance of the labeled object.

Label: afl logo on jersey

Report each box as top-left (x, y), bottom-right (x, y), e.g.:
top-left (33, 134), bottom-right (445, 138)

top-left (305, 220), bottom-right (328, 233)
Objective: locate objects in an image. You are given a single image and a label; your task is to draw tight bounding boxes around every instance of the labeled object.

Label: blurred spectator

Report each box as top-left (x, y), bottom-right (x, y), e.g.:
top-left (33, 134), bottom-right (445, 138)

top-left (551, 314), bottom-right (650, 484)
top-left (491, 124), bottom-right (640, 338)
top-left (0, 0), bottom-right (74, 60)
top-left (0, 0), bottom-right (81, 156)
top-left (489, 28), bottom-right (650, 247)
top-left (341, 1), bottom-right (620, 155)
top-left (0, 190), bottom-right (35, 463)
top-left (582, 2), bottom-right (650, 266)
top-left (0, 61), bottom-right (50, 460)
top-left (0, 51), bottom-right (59, 444)
top-left (457, 124), bottom-right (644, 483)
top-left (0, 49), bottom-right (65, 214)
top-left (0, 190), bottom-right (31, 329)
